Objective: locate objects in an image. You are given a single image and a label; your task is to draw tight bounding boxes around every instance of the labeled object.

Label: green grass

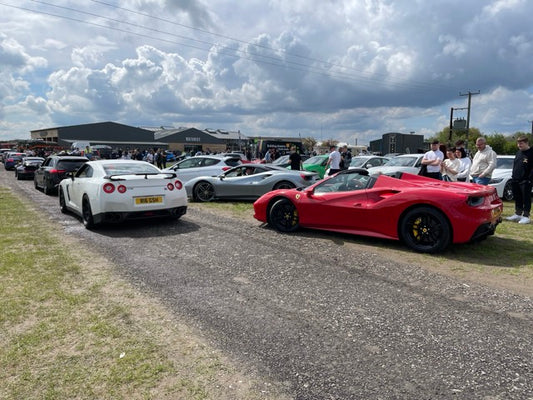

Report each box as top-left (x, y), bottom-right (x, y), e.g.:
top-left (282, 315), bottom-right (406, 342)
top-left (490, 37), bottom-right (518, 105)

top-left (0, 187), bottom-right (284, 400)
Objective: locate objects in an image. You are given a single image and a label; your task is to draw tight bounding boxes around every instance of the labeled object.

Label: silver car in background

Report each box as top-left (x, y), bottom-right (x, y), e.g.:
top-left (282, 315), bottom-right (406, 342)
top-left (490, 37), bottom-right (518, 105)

top-left (186, 164), bottom-right (319, 202)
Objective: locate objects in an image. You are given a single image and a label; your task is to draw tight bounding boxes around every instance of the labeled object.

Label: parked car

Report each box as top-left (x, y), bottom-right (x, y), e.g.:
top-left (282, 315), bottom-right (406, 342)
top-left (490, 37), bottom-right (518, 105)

top-left (59, 160), bottom-right (187, 228)
top-left (253, 169), bottom-right (503, 253)
top-left (488, 155), bottom-right (531, 201)
top-left (162, 155), bottom-right (241, 183)
top-left (367, 154), bottom-right (424, 176)
top-left (349, 155), bottom-right (390, 169)
top-left (34, 155), bottom-right (89, 195)
top-left (14, 157), bottom-right (45, 180)
top-left (4, 152), bottom-right (27, 170)
top-left (186, 164), bottom-right (319, 202)
top-left (0, 148), bottom-right (14, 163)
top-left (302, 154), bottom-right (329, 178)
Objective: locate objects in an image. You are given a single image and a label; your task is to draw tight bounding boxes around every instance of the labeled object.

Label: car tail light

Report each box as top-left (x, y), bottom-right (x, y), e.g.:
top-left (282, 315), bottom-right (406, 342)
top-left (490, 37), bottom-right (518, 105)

top-left (49, 169), bottom-right (67, 174)
top-left (222, 167), bottom-right (231, 171)
top-left (166, 183), bottom-right (174, 191)
top-left (117, 184), bottom-right (127, 193)
top-left (103, 183), bottom-right (115, 193)
top-left (300, 173), bottom-right (312, 181)
top-left (174, 180), bottom-right (183, 190)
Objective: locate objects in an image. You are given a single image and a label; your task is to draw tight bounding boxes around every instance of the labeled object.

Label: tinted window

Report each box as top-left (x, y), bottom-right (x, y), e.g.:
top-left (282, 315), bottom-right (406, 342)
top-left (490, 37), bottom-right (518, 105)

top-left (496, 157), bottom-right (514, 169)
top-left (224, 158), bottom-right (241, 167)
top-left (103, 162), bottom-right (160, 175)
top-left (57, 160), bottom-right (88, 171)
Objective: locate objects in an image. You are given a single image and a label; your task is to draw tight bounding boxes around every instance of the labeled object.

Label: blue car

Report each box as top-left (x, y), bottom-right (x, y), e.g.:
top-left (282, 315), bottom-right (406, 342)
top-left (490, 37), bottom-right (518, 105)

top-left (4, 152), bottom-right (27, 170)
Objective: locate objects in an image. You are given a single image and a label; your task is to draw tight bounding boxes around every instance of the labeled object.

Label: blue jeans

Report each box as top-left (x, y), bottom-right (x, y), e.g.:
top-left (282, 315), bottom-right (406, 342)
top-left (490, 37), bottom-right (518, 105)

top-left (472, 176), bottom-right (490, 185)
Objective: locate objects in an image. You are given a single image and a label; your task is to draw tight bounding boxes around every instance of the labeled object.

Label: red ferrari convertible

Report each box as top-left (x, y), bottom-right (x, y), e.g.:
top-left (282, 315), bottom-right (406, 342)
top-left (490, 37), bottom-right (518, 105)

top-left (253, 169), bottom-right (503, 253)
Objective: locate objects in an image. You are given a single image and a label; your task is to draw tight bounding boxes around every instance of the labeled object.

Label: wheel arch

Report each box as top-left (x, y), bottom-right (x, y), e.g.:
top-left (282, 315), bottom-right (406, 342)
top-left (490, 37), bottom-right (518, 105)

top-left (397, 203), bottom-right (454, 242)
top-left (265, 195), bottom-right (296, 225)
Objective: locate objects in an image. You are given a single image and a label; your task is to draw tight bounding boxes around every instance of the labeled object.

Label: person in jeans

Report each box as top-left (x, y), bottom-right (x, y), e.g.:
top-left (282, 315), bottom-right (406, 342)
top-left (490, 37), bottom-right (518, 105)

top-left (506, 136), bottom-right (533, 224)
top-left (421, 140), bottom-right (444, 180)
top-left (470, 137), bottom-right (497, 185)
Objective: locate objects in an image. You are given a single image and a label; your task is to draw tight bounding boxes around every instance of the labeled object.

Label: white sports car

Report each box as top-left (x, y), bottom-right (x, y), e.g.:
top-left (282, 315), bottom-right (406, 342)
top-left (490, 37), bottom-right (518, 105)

top-left (58, 160), bottom-right (187, 228)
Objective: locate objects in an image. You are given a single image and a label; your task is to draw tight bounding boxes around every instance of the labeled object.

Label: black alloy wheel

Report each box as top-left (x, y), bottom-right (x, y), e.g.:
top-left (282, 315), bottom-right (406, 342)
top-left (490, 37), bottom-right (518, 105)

top-left (503, 182), bottom-right (514, 201)
top-left (59, 188), bottom-right (68, 214)
top-left (194, 181), bottom-right (215, 202)
top-left (82, 196), bottom-right (95, 229)
top-left (399, 206), bottom-right (451, 253)
top-left (268, 198), bottom-right (299, 232)
top-left (273, 181), bottom-right (296, 190)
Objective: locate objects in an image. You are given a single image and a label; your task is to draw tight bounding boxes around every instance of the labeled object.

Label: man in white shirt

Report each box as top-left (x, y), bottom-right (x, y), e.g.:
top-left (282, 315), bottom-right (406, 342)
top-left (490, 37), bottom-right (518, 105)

top-left (421, 140), bottom-right (444, 180)
top-left (325, 145), bottom-right (341, 176)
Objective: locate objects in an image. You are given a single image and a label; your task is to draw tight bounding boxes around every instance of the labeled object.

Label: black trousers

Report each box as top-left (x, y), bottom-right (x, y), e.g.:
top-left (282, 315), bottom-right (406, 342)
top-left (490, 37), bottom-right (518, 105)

top-left (511, 180), bottom-right (532, 217)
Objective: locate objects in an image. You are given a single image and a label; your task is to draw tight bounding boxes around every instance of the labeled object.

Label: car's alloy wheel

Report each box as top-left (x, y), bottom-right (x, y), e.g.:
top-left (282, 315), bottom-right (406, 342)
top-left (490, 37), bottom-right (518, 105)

top-left (399, 206), bottom-right (451, 253)
top-left (273, 181), bottom-right (296, 190)
top-left (59, 188), bottom-right (67, 214)
top-left (503, 181), bottom-right (514, 201)
top-left (43, 179), bottom-right (51, 195)
top-left (82, 197), bottom-right (95, 229)
top-left (269, 198), bottom-right (299, 232)
top-left (194, 181), bottom-right (215, 202)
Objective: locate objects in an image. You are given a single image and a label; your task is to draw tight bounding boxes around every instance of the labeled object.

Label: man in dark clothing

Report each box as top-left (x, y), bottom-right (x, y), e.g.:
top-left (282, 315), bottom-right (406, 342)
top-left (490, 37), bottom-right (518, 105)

top-left (288, 146), bottom-right (302, 170)
top-left (506, 136), bottom-right (533, 224)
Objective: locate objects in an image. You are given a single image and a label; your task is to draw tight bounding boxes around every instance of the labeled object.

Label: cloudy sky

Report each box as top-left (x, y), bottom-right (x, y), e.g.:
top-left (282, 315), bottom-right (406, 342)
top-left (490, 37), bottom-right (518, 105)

top-left (1, 0), bottom-right (532, 146)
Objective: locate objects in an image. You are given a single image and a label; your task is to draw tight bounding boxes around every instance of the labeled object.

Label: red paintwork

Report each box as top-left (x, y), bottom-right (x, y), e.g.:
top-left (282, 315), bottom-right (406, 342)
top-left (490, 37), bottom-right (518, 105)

top-left (253, 172), bottom-right (503, 244)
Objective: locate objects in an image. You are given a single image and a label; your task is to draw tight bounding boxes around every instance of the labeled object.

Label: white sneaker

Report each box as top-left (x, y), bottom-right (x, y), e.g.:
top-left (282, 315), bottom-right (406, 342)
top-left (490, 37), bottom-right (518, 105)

top-left (518, 216), bottom-right (531, 224)
top-left (506, 214), bottom-right (522, 221)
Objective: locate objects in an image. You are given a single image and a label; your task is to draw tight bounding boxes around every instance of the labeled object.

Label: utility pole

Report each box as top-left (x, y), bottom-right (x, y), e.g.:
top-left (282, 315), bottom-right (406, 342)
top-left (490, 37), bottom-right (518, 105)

top-left (459, 90), bottom-right (480, 150)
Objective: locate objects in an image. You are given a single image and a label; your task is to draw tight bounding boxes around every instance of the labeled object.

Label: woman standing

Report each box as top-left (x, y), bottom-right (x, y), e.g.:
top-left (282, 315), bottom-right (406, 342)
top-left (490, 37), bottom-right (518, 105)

top-left (441, 147), bottom-right (461, 181)
top-left (455, 147), bottom-right (472, 182)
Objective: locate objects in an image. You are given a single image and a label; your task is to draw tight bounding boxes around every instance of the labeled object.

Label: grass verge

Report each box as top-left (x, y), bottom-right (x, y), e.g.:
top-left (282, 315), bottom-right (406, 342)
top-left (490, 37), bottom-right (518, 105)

top-left (0, 187), bottom-right (286, 400)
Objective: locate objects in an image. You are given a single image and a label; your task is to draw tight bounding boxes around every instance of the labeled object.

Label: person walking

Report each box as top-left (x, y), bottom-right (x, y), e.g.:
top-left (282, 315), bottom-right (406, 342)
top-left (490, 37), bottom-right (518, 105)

top-left (325, 145), bottom-right (341, 176)
top-left (470, 137), bottom-right (497, 185)
top-left (421, 140), bottom-right (444, 180)
top-left (506, 136), bottom-right (533, 224)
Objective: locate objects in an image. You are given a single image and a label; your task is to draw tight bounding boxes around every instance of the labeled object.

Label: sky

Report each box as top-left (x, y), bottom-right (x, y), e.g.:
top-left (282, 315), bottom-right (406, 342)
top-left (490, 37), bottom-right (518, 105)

top-left (1, 0), bottom-right (533, 146)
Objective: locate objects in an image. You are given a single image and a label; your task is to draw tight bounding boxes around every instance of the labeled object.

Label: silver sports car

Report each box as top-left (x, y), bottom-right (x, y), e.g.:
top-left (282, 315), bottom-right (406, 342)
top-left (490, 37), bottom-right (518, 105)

top-left (185, 164), bottom-right (319, 202)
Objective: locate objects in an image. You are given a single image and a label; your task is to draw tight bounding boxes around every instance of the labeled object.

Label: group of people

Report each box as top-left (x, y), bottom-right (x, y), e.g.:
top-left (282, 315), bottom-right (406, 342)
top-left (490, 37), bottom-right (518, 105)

top-left (421, 136), bottom-right (532, 224)
top-left (421, 137), bottom-right (499, 183)
top-left (325, 145), bottom-right (352, 175)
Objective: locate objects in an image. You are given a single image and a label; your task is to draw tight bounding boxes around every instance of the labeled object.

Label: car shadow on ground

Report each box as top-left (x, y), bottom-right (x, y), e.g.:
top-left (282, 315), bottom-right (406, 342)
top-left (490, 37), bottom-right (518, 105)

top-left (259, 225), bottom-right (528, 269)
top-left (64, 211), bottom-right (201, 238)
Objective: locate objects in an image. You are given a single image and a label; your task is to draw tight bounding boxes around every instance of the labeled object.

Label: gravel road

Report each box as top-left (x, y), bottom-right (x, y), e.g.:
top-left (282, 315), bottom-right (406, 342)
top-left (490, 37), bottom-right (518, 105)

top-left (2, 168), bottom-right (532, 400)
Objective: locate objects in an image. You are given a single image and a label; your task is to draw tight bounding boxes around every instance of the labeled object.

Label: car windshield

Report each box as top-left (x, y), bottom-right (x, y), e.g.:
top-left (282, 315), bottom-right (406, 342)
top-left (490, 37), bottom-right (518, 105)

top-left (496, 157), bottom-right (514, 169)
top-left (103, 163), bottom-right (161, 175)
top-left (272, 155), bottom-right (290, 165)
top-left (304, 156), bottom-right (327, 165)
top-left (313, 171), bottom-right (372, 193)
top-left (350, 157), bottom-right (370, 167)
top-left (384, 156), bottom-right (418, 167)
top-left (57, 160), bottom-right (88, 170)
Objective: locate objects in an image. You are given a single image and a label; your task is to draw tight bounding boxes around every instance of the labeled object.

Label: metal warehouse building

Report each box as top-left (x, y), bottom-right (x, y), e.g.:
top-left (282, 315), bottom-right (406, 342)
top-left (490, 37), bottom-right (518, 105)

top-left (30, 121), bottom-right (169, 151)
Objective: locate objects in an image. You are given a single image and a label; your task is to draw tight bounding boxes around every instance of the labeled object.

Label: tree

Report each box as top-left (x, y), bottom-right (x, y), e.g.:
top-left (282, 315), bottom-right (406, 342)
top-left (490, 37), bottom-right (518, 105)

top-left (322, 139), bottom-right (339, 148)
top-left (302, 137), bottom-right (317, 153)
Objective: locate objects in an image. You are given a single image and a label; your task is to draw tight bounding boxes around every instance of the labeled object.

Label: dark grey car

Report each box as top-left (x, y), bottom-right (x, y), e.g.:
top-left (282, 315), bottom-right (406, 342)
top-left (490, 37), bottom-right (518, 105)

top-left (34, 155), bottom-right (88, 195)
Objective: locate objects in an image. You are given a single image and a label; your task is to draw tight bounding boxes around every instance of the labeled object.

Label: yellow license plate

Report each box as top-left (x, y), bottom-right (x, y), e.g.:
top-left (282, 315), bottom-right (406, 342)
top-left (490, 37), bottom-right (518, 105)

top-left (135, 196), bottom-right (163, 205)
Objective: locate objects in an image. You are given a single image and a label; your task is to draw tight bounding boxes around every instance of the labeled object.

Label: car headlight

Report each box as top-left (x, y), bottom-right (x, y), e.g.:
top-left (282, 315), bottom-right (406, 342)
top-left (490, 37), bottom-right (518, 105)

top-left (489, 178), bottom-right (503, 184)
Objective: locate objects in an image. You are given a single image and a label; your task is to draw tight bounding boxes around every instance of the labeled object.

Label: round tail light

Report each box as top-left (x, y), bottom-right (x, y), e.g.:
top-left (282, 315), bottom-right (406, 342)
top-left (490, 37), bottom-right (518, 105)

top-left (166, 183), bottom-right (174, 191)
top-left (117, 185), bottom-right (127, 193)
top-left (103, 183), bottom-right (115, 193)
top-left (174, 180), bottom-right (183, 190)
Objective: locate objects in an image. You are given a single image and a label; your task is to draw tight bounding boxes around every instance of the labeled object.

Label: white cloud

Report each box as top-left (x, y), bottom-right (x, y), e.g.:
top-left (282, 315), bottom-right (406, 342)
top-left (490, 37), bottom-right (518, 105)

top-left (1, 0), bottom-right (533, 143)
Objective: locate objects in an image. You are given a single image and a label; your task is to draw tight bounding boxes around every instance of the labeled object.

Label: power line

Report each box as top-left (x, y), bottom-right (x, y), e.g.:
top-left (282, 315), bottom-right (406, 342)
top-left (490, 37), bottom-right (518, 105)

top-left (2, 0), bottom-right (459, 94)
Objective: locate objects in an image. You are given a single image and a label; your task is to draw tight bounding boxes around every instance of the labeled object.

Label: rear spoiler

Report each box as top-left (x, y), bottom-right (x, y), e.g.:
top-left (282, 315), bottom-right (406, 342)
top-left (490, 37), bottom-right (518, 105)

top-left (104, 172), bottom-right (178, 180)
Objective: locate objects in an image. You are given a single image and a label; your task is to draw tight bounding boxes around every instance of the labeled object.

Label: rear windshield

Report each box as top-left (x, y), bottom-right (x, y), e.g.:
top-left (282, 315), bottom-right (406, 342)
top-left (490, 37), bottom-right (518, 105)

top-left (57, 160), bottom-right (88, 171)
top-left (224, 158), bottom-right (241, 167)
top-left (103, 163), bottom-right (161, 175)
